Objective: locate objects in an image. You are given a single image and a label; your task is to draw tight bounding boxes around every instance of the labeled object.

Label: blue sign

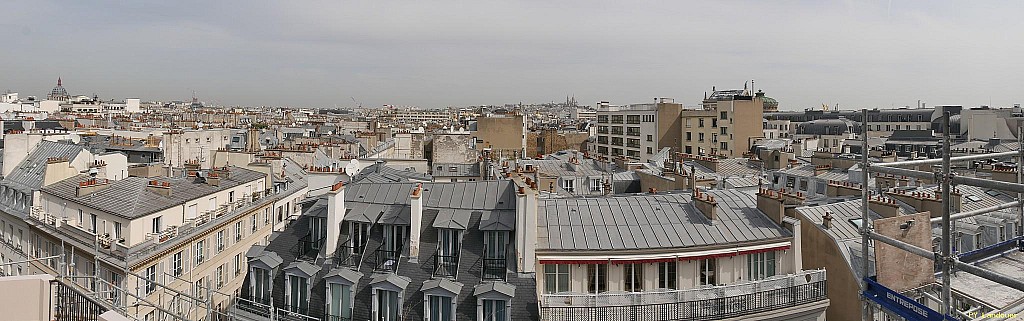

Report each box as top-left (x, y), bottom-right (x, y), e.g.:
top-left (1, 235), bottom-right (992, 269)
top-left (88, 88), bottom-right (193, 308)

top-left (862, 277), bottom-right (957, 321)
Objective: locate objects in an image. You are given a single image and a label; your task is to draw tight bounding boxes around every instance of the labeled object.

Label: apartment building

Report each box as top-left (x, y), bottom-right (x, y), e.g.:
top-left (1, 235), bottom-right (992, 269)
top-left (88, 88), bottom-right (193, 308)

top-left (21, 158), bottom-right (307, 320)
top-left (593, 98), bottom-right (682, 163)
top-left (235, 178), bottom-right (538, 321)
top-left (536, 189), bottom-right (829, 321)
top-left (767, 108), bottom-right (936, 138)
top-left (682, 89), bottom-right (764, 158)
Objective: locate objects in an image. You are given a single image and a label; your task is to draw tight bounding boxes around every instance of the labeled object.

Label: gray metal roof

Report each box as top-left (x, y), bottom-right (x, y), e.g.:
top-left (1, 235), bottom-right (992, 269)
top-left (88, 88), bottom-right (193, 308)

top-left (41, 167), bottom-right (265, 219)
top-left (432, 163), bottom-right (481, 178)
top-left (473, 282), bottom-right (516, 297)
top-left (421, 278), bottom-right (464, 295)
top-left (250, 251), bottom-right (283, 269)
top-left (432, 209), bottom-right (472, 230)
top-left (537, 189), bottom-right (792, 251)
top-left (369, 273), bottom-right (412, 290)
top-left (324, 268), bottom-right (363, 285)
top-left (478, 210), bottom-right (515, 231)
top-left (285, 260), bottom-right (322, 278)
top-left (341, 181), bottom-right (517, 225)
top-left (2, 140), bottom-right (84, 193)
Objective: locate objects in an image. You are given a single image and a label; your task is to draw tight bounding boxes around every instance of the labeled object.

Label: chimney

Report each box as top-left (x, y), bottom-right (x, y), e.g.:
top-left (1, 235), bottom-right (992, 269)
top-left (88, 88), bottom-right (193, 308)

top-left (207, 172), bottom-right (221, 186)
top-left (693, 189), bottom-right (717, 221)
top-left (76, 178), bottom-right (111, 197)
top-left (822, 211), bottom-right (833, 229)
top-left (756, 188), bottom-right (785, 225)
top-left (813, 164), bottom-right (832, 176)
top-left (325, 181), bottom-right (346, 257)
top-left (868, 196), bottom-right (900, 218)
top-left (515, 179), bottom-right (538, 273)
top-left (147, 180), bottom-right (172, 197)
top-left (408, 183), bottom-right (423, 263)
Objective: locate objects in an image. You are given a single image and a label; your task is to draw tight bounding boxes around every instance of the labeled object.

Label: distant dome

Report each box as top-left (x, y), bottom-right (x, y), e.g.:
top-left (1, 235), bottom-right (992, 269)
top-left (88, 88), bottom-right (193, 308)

top-left (47, 77), bottom-right (69, 102)
top-left (762, 96), bottom-right (778, 110)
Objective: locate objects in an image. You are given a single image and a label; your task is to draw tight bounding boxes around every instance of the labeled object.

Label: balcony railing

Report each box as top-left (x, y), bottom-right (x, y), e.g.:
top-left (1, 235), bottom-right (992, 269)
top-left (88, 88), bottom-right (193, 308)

top-left (293, 234), bottom-right (325, 262)
top-left (432, 253), bottom-right (459, 278)
top-left (335, 239), bottom-right (363, 268)
top-left (482, 257), bottom-right (507, 281)
top-left (326, 315), bottom-right (354, 321)
top-left (540, 270), bottom-right (826, 321)
top-left (373, 244), bottom-right (403, 273)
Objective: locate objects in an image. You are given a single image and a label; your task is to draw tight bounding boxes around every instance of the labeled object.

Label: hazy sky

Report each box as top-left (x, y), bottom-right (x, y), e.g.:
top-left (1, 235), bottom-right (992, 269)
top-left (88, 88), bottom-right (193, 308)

top-left (1, 0), bottom-right (1021, 110)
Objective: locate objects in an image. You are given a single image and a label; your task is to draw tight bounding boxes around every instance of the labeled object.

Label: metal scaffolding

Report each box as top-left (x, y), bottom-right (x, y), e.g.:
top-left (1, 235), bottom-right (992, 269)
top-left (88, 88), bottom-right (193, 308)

top-left (858, 109), bottom-right (1024, 320)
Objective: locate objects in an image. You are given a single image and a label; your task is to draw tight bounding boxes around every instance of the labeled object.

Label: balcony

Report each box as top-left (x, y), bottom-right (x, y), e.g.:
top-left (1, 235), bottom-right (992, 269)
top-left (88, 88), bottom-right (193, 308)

top-left (539, 270), bottom-right (826, 321)
top-left (433, 253), bottom-right (459, 278)
top-left (292, 233), bottom-right (325, 262)
top-left (482, 256), bottom-right (507, 281)
top-left (373, 244), bottom-right (403, 273)
top-left (334, 239), bottom-right (362, 268)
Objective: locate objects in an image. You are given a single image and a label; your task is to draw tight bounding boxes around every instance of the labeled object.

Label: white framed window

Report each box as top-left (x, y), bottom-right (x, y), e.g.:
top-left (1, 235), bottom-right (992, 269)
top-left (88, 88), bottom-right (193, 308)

top-left (251, 214), bottom-right (258, 232)
top-left (216, 230), bottom-right (225, 253)
top-left (234, 254), bottom-right (242, 276)
top-left (587, 264), bottom-right (607, 293)
top-left (328, 283), bottom-right (353, 320)
top-left (658, 261), bottom-right (677, 289)
top-left (287, 274), bottom-right (309, 313)
top-left (235, 221), bottom-right (243, 242)
top-left (250, 267), bottom-right (271, 304)
top-left (376, 289), bottom-right (400, 321)
top-left (543, 264), bottom-right (570, 294)
top-left (748, 251), bottom-right (776, 280)
top-left (194, 240), bottom-right (205, 266)
top-left (172, 251), bottom-right (183, 277)
top-left (590, 178), bottom-right (602, 192)
top-left (561, 178), bottom-right (575, 194)
top-left (427, 295), bottom-right (453, 321)
top-left (481, 299), bottom-right (508, 321)
top-left (144, 265), bottom-right (156, 294)
top-left (623, 263), bottom-right (643, 292)
top-left (700, 258), bottom-right (716, 286)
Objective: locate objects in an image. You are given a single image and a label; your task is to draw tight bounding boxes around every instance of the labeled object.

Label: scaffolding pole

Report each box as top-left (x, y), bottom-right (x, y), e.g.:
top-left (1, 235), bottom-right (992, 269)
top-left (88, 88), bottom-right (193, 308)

top-left (932, 200), bottom-right (1021, 223)
top-left (876, 150), bottom-right (1018, 167)
top-left (868, 232), bottom-right (936, 260)
top-left (860, 109), bottom-right (872, 321)
top-left (940, 112), bottom-right (952, 316)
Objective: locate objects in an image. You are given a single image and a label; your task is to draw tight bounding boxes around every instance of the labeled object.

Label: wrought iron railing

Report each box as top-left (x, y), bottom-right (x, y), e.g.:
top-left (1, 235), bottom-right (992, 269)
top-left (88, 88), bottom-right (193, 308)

top-left (482, 256), bottom-right (507, 281)
top-left (326, 315), bottom-right (354, 321)
top-left (293, 233), bottom-right (325, 261)
top-left (540, 270), bottom-right (827, 321)
top-left (433, 253), bottom-right (459, 278)
top-left (52, 279), bottom-right (109, 321)
top-left (334, 239), bottom-right (362, 268)
top-left (374, 244), bottom-right (403, 273)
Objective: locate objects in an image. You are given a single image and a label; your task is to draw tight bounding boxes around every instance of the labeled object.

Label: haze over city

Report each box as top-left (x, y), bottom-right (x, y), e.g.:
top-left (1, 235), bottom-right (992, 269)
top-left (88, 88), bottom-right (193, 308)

top-left (2, 0), bottom-right (1022, 109)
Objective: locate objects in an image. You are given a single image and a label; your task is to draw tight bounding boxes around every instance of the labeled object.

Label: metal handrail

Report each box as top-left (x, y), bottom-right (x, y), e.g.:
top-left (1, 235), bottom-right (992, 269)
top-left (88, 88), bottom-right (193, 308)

top-left (433, 253), bottom-right (459, 278)
top-left (374, 244), bottom-right (403, 273)
top-left (334, 239), bottom-right (362, 268)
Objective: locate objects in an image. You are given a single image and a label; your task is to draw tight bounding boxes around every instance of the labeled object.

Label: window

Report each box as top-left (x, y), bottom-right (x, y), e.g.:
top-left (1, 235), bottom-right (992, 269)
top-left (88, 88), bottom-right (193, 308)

top-left (561, 178), bottom-right (575, 194)
top-left (658, 261), bottom-right (677, 289)
top-left (329, 283), bottom-right (353, 320)
top-left (187, 204), bottom-right (197, 219)
top-left (216, 265), bottom-right (224, 288)
top-left (698, 133), bottom-right (705, 142)
top-left (234, 253), bottom-right (242, 276)
top-left (699, 118), bottom-right (705, 127)
top-left (686, 132), bottom-right (691, 141)
top-left (172, 251), bottom-right (183, 277)
top-left (251, 267), bottom-right (271, 304)
top-left (428, 295), bottom-right (453, 321)
top-left (216, 230), bottom-right (225, 253)
top-left (544, 264), bottom-right (571, 293)
top-left (352, 222), bottom-right (369, 254)
top-left (194, 278), bottom-right (204, 297)
top-left (590, 178), bottom-right (602, 193)
top-left (587, 264), bottom-right (607, 293)
top-left (626, 115), bottom-right (641, 124)
top-left (623, 263), bottom-right (643, 292)
top-left (700, 259), bottom-right (716, 286)
top-left (721, 142), bottom-right (728, 150)
top-left (114, 222), bottom-right (122, 241)
top-left (646, 134), bottom-right (653, 142)
top-left (235, 221), bottom-right (243, 242)
top-left (647, 147), bottom-right (653, 154)
top-left (152, 216), bottom-right (162, 234)
top-left (209, 197), bottom-right (217, 211)
top-left (194, 240), bottom-right (205, 266)
top-left (229, 191), bottom-right (235, 203)
top-left (90, 214), bottom-right (97, 233)
top-left (288, 275), bottom-right (309, 312)
top-left (720, 111), bottom-right (728, 119)
top-left (377, 289), bottom-right (400, 321)
top-left (748, 251), bottom-right (776, 280)
top-left (252, 214), bottom-right (258, 232)
top-left (711, 118), bottom-right (717, 128)
top-left (482, 299), bottom-right (508, 321)
top-left (145, 265), bottom-right (156, 294)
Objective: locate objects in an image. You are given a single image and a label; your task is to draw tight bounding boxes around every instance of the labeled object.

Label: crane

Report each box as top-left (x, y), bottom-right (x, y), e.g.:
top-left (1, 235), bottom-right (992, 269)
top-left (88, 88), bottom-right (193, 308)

top-left (351, 97), bottom-right (361, 108)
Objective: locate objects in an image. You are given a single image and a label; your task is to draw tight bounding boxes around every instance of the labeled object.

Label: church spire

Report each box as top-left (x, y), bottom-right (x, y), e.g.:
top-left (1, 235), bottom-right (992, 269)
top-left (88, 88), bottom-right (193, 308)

top-left (57, 77), bottom-right (62, 86)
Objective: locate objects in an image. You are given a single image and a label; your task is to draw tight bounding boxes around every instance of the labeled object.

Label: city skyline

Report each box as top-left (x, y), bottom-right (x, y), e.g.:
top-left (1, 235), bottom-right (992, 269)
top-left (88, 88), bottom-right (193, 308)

top-left (1, 0), bottom-right (1021, 109)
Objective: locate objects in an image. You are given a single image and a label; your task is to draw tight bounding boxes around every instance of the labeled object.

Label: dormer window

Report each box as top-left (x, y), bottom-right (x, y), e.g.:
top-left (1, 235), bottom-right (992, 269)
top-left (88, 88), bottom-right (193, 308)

top-left (286, 274), bottom-right (309, 313)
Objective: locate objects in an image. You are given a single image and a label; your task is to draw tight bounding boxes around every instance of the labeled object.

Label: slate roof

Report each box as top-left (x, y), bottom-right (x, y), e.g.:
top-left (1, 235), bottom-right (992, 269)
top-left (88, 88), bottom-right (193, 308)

top-left (2, 140), bottom-right (85, 193)
top-left (537, 189), bottom-right (792, 251)
top-left (41, 166), bottom-right (265, 219)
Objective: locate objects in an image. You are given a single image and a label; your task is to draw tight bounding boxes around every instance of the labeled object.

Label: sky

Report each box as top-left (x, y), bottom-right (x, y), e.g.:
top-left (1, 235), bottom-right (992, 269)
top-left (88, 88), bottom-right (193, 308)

top-left (1, 0), bottom-right (1021, 110)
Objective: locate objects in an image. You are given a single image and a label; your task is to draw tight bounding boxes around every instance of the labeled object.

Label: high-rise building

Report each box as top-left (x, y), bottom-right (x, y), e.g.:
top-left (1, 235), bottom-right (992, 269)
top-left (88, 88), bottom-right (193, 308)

top-left (592, 98), bottom-right (683, 163)
top-left (681, 88), bottom-right (765, 157)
